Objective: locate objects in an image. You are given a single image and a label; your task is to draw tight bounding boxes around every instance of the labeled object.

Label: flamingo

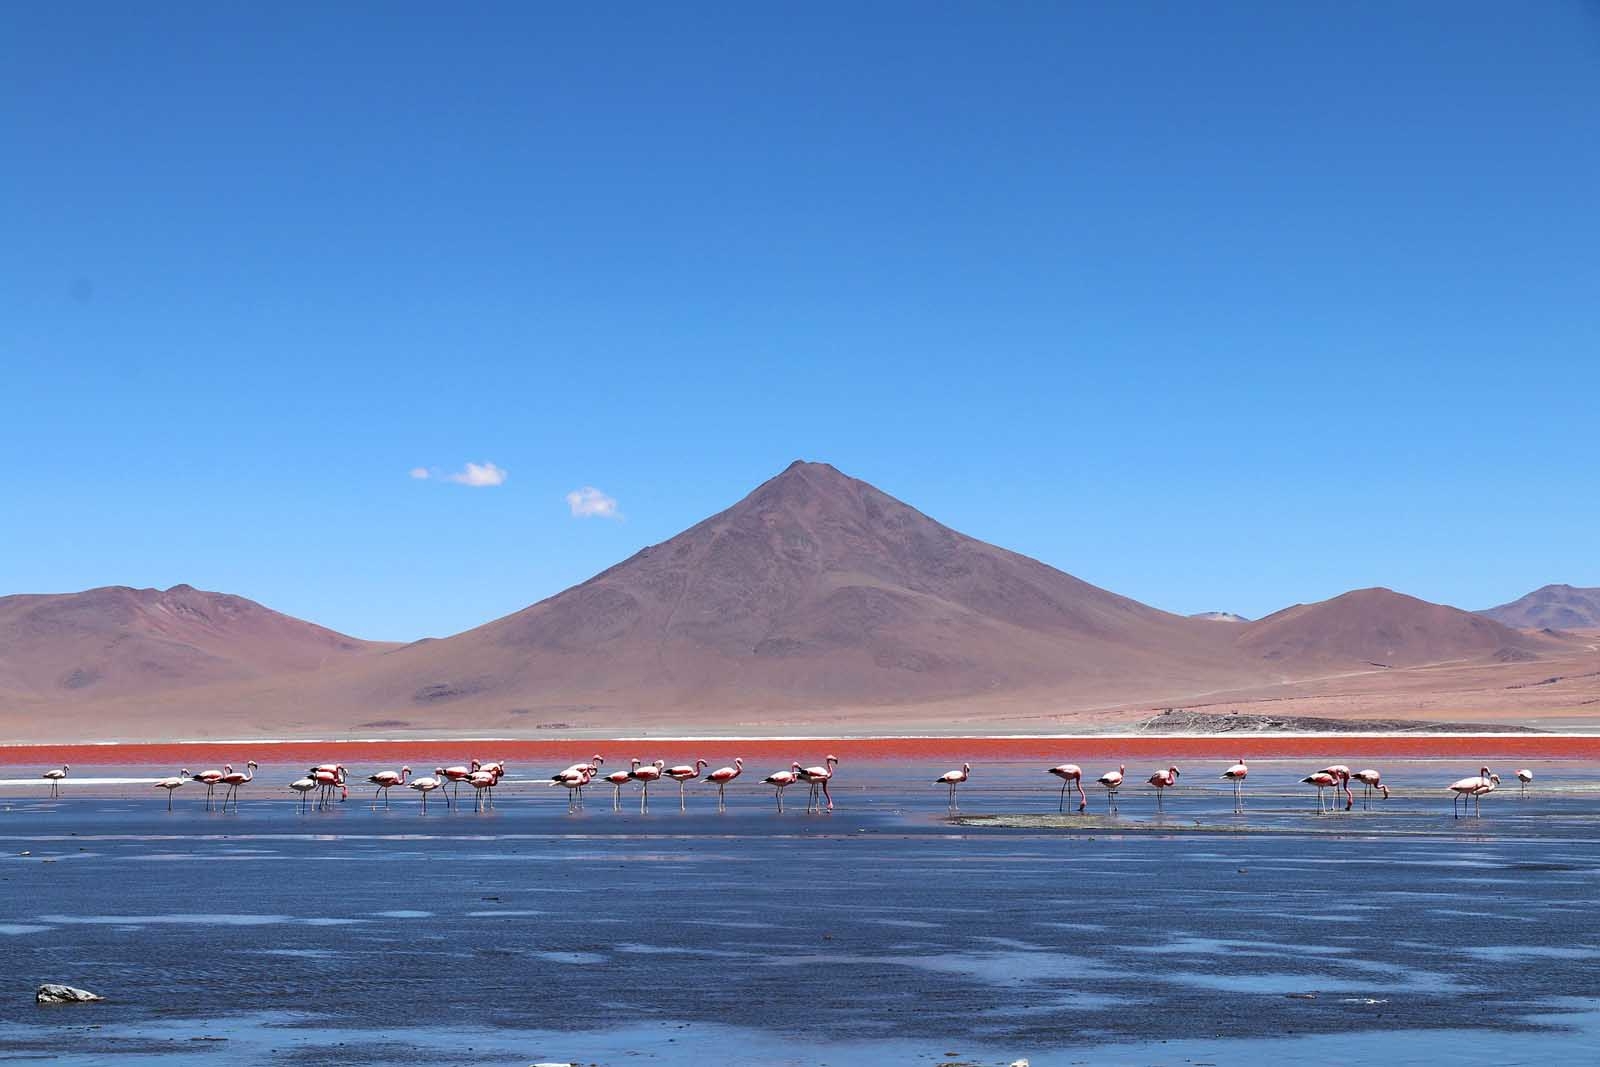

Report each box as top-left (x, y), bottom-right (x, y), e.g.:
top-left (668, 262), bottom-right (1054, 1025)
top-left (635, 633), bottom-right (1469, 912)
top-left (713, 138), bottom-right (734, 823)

top-left (1220, 759), bottom-right (1248, 813)
top-left (367, 766), bottom-right (412, 809)
top-left (702, 758), bottom-right (743, 812)
top-left (763, 768), bottom-right (799, 813)
top-left (663, 759), bottom-right (708, 812)
top-left (628, 759), bottom-right (665, 813)
top-left (797, 755), bottom-right (839, 813)
top-left (154, 771), bottom-right (189, 810)
top-left (409, 774), bottom-right (447, 813)
top-left (218, 761), bottom-right (258, 811)
top-left (1301, 771), bottom-right (1347, 814)
top-left (1097, 765), bottom-right (1125, 812)
top-left (41, 765), bottom-right (69, 798)
top-left (602, 768), bottom-right (634, 811)
top-left (1516, 768), bottom-right (1533, 797)
top-left (936, 764), bottom-right (971, 811)
top-left (1319, 765), bottom-right (1355, 811)
top-left (438, 760), bottom-right (480, 804)
top-left (1047, 764), bottom-right (1088, 813)
top-left (551, 755), bottom-right (604, 802)
top-left (467, 769), bottom-right (499, 811)
top-left (289, 775), bottom-right (318, 812)
top-left (1352, 769), bottom-right (1389, 808)
top-left (1147, 766), bottom-right (1180, 811)
top-left (189, 766), bottom-right (226, 810)
top-left (550, 767), bottom-right (591, 812)
top-left (1448, 766), bottom-right (1495, 819)
top-left (311, 765), bottom-right (348, 808)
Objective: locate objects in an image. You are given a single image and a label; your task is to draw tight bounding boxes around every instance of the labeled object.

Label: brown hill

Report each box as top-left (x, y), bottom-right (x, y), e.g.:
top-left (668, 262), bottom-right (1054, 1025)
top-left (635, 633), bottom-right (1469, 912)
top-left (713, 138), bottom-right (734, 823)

top-left (0, 584), bottom-right (387, 703)
top-left (1236, 587), bottom-right (1553, 671)
top-left (1481, 584), bottom-right (1600, 631)
top-left (295, 460), bottom-right (1251, 726)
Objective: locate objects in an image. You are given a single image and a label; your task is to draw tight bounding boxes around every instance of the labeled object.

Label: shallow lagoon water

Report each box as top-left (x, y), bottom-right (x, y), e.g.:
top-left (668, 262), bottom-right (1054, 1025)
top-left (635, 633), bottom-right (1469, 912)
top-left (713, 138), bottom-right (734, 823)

top-left (1, 757), bottom-right (1598, 1065)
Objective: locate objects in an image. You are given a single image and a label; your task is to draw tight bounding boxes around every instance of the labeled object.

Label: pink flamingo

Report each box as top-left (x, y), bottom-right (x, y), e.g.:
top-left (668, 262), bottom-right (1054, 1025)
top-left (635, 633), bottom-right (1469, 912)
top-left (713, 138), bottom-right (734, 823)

top-left (1319, 766), bottom-right (1354, 811)
top-left (702, 758), bottom-right (743, 812)
top-left (41, 765), bottom-right (69, 798)
top-left (467, 769), bottom-right (499, 811)
top-left (1097, 765), bottom-right (1126, 812)
top-left (155, 771), bottom-right (189, 810)
top-left (551, 756), bottom-right (604, 803)
top-left (1301, 771), bottom-right (1350, 814)
top-left (438, 760), bottom-right (480, 804)
top-left (1048, 764), bottom-right (1088, 813)
top-left (797, 755), bottom-right (839, 813)
top-left (311, 765), bottom-right (348, 808)
top-left (936, 763), bottom-right (971, 811)
top-left (664, 759), bottom-right (708, 812)
top-left (629, 759), bottom-right (665, 813)
top-left (1515, 769), bottom-right (1533, 797)
top-left (367, 766), bottom-right (412, 809)
top-left (288, 775), bottom-right (317, 812)
top-left (602, 768), bottom-right (633, 811)
top-left (1352, 769), bottom-right (1389, 808)
top-left (550, 767), bottom-right (591, 812)
top-left (217, 761), bottom-right (258, 811)
top-left (763, 768), bottom-right (799, 813)
top-left (409, 774), bottom-right (447, 813)
top-left (1147, 766), bottom-right (1180, 811)
top-left (1449, 768), bottom-right (1500, 817)
top-left (189, 766), bottom-right (226, 810)
top-left (1220, 759), bottom-right (1248, 813)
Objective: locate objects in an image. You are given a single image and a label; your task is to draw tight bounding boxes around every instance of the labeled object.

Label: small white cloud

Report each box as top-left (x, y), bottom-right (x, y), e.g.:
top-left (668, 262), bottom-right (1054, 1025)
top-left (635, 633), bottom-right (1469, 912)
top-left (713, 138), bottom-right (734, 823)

top-left (566, 486), bottom-right (621, 519)
top-left (409, 467), bottom-right (431, 480)
top-left (447, 461), bottom-right (508, 488)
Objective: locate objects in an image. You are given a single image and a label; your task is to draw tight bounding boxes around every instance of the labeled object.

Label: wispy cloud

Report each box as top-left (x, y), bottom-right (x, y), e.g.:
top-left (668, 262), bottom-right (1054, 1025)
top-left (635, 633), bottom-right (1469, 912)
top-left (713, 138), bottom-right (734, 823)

top-left (447, 461), bottom-right (509, 488)
top-left (566, 486), bottom-right (621, 519)
top-left (409, 467), bottom-right (431, 480)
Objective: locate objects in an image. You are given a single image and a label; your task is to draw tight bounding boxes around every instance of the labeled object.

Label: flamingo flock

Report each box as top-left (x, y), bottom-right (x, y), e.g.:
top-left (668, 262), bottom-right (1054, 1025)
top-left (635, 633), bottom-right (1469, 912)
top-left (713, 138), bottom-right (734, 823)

top-left (24, 753), bottom-right (1545, 821)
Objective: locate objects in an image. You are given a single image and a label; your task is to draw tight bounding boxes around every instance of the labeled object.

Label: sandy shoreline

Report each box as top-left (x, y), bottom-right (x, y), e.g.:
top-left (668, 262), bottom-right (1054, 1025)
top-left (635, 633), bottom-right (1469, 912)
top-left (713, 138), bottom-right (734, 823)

top-left (3, 733), bottom-right (1599, 766)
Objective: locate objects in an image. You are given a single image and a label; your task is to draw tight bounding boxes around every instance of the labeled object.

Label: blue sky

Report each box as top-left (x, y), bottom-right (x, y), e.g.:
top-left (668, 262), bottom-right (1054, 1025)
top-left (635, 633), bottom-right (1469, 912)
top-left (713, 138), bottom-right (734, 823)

top-left (4, 2), bottom-right (1598, 641)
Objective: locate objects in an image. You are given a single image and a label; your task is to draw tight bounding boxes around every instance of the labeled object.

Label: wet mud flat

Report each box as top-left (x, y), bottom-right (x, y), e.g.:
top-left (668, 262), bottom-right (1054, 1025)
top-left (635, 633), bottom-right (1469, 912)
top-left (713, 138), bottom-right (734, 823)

top-left (0, 757), bottom-right (1597, 1065)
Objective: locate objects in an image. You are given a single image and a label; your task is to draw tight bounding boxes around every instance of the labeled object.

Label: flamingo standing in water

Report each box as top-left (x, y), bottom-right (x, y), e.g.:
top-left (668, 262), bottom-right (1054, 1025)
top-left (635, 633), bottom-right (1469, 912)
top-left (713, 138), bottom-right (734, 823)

top-left (1097, 765), bottom-right (1126, 812)
top-left (763, 767), bottom-right (799, 813)
top-left (550, 767), bottom-right (590, 812)
top-left (1352, 769), bottom-right (1390, 808)
top-left (1448, 766), bottom-right (1496, 819)
top-left (702, 758), bottom-right (743, 812)
top-left (311, 765), bottom-right (348, 808)
top-left (218, 761), bottom-right (258, 811)
top-left (289, 775), bottom-right (318, 812)
top-left (1319, 766), bottom-right (1354, 811)
top-left (367, 766), bottom-right (412, 809)
top-left (1515, 768), bottom-right (1533, 797)
top-left (797, 755), bottom-right (839, 813)
top-left (664, 759), bottom-right (708, 812)
top-left (1220, 759), bottom-right (1248, 813)
top-left (409, 774), bottom-right (447, 813)
top-left (1147, 766), bottom-right (1180, 811)
top-left (602, 768), bottom-right (634, 811)
top-left (467, 769), bottom-right (500, 811)
top-left (189, 766), bottom-right (226, 810)
top-left (628, 759), bottom-right (665, 813)
top-left (1048, 764), bottom-right (1087, 813)
top-left (155, 771), bottom-right (189, 810)
top-left (551, 756), bottom-right (604, 803)
top-left (1301, 771), bottom-right (1349, 814)
top-left (42, 765), bottom-right (69, 798)
top-left (438, 761), bottom-right (480, 804)
top-left (936, 764), bottom-right (971, 810)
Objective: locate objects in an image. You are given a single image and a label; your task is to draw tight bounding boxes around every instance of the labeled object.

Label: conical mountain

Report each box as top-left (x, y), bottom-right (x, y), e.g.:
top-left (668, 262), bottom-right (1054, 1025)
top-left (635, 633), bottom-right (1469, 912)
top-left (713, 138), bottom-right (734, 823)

top-left (1480, 584), bottom-right (1600, 630)
top-left (335, 461), bottom-right (1243, 722)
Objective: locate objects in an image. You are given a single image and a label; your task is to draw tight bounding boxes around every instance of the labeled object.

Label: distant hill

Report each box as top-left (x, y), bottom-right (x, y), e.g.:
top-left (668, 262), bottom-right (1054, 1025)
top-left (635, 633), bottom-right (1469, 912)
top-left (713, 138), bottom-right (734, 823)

top-left (0, 584), bottom-right (387, 702)
top-left (1480, 584), bottom-right (1600, 630)
top-left (1237, 587), bottom-right (1553, 670)
top-left (1191, 611), bottom-right (1249, 623)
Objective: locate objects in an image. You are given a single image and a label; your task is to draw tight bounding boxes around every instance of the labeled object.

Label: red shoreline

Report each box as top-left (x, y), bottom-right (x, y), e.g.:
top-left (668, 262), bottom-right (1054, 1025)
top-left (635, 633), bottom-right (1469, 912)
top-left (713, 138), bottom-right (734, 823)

top-left (3, 735), bottom-right (1598, 767)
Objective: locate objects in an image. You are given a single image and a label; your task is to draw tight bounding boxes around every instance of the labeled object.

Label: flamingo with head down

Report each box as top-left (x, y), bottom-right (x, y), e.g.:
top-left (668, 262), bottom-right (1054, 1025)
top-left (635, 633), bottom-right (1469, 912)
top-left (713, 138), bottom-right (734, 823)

top-left (1048, 764), bottom-right (1087, 813)
top-left (1352, 769), bottom-right (1389, 808)
top-left (1147, 766), bottom-right (1180, 811)
top-left (1515, 768), bottom-right (1533, 797)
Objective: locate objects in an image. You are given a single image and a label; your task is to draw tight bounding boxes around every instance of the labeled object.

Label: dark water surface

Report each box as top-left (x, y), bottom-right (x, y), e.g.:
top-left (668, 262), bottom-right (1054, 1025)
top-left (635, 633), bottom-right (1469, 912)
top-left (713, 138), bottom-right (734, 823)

top-left (1, 757), bottom-right (1597, 1065)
